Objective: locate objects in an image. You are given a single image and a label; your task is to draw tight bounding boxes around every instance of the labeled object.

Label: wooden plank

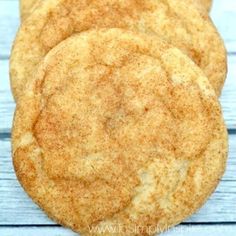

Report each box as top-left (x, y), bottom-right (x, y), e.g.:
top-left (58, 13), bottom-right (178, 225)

top-left (0, 1), bottom-right (19, 58)
top-left (0, 226), bottom-right (77, 236)
top-left (0, 224), bottom-right (236, 236)
top-left (0, 135), bottom-right (236, 225)
top-left (164, 224), bottom-right (236, 236)
top-left (211, 0), bottom-right (236, 52)
top-left (0, 59), bottom-right (15, 133)
top-left (220, 55), bottom-right (236, 129)
top-left (1, 54), bottom-right (236, 132)
top-left (0, 0), bottom-right (236, 58)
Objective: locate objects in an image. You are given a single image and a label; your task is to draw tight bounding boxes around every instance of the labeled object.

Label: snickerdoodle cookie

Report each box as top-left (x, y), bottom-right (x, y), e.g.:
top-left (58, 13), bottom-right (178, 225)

top-left (19, 0), bottom-right (213, 20)
top-left (12, 0), bottom-right (226, 100)
top-left (19, 0), bottom-right (37, 20)
top-left (12, 28), bottom-right (228, 236)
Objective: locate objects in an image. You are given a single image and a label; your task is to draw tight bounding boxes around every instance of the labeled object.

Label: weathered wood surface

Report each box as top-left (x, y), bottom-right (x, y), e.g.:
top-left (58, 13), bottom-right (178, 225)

top-left (0, 0), bottom-right (236, 235)
top-left (0, 224), bottom-right (236, 236)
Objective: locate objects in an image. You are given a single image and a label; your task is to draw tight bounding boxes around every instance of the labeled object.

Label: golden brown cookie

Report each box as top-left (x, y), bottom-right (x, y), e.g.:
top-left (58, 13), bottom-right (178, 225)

top-left (11, 0), bottom-right (226, 100)
top-left (12, 28), bottom-right (228, 236)
top-left (20, 0), bottom-right (37, 20)
top-left (184, 0), bottom-right (212, 12)
top-left (19, 0), bottom-right (213, 21)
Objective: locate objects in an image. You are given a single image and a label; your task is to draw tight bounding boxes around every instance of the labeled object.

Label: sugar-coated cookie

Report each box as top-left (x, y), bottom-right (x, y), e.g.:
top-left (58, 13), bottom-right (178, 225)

top-left (19, 0), bottom-right (213, 20)
top-left (20, 0), bottom-right (37, 20)
top-left (12, 28), bottom-right (228, 236)
top-left (11, 0), bottom-right (226, 100)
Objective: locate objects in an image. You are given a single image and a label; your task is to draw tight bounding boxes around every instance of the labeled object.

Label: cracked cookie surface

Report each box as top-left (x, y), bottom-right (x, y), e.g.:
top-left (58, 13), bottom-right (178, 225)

top-left (12, 0), bottom-right (226, 100)
top-left (12, 28), bottom-right (228, 236)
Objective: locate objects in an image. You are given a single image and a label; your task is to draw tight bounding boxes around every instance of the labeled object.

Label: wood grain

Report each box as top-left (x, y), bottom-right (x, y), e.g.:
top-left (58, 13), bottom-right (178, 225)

top-left (0, 0), bottom-right (19, 58)
top-left (0, 224), bottom-right (236, 236)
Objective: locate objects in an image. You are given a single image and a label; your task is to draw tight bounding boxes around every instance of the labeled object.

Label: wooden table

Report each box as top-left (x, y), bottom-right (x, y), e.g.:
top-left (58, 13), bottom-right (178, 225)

top-left (0, 0), bottom-right (236, 235)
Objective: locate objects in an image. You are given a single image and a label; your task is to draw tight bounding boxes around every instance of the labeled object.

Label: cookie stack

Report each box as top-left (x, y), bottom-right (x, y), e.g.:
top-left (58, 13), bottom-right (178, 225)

top-left (10, 0), bottom-right (228, 235)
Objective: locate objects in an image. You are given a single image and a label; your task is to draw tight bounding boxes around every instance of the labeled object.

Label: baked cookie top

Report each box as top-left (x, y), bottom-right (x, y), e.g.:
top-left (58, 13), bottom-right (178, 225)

top-left (11, 0), bottom-right (226, 100)
top-left (19, 0), bottom-right (213, 21)
top-left (20, 0), bottom-right (37, 20)
top-left (12, 28), bottom-right (227, 236)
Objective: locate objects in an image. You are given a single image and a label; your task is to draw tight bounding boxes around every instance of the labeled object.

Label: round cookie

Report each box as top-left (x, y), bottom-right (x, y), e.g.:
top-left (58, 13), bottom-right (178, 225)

top-left (11, 0), bottom-right (226, 100)
top-left (12, 28), bottom-right (228, 235)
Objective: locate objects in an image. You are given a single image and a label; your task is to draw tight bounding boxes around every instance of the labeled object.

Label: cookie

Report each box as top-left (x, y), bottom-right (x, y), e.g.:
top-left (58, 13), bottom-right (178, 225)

top-left (12, 28), bottom-right (228, 235)
top-left (185, 0), bottom-right (212, 12)
top-left (200, 0), bottom-right (212, 11)
top-left (11, 0), bottom-right (226, 100)
top-left (20, 0), bottom-right (37, 20)
top-left (19, 0), bottom-right (213, 20)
